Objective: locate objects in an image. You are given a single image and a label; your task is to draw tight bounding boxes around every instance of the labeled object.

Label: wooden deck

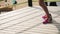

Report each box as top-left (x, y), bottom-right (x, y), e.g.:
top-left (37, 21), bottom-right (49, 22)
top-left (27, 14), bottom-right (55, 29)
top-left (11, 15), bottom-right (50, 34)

top-left (0, 6), bottom-right (60, 34)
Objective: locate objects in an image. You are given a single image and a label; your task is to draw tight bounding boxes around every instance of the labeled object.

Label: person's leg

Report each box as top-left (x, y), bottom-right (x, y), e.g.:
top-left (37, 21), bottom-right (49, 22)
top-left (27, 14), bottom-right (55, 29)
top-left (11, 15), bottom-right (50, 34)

top-left (39, 0), bottom-right (52, 24)
top-left (50, 2), bottom-right (57, 6)
top-left (39, 0), bottom-right (50, 17)
top-left (28, 0), bottom-right (32, 7)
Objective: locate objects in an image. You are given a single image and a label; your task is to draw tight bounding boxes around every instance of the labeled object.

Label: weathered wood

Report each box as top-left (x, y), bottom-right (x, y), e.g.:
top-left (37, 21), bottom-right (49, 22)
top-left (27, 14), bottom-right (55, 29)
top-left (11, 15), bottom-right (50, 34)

top-left (0, 6), bottom-right (60, 34)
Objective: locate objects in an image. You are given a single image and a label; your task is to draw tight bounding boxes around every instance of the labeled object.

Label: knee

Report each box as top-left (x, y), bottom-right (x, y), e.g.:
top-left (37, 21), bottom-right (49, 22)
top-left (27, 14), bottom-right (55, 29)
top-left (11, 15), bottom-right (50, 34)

top-left (39, 3), bottom-right (44, 6)
top-left (39, 2), bottom-right (46, 7)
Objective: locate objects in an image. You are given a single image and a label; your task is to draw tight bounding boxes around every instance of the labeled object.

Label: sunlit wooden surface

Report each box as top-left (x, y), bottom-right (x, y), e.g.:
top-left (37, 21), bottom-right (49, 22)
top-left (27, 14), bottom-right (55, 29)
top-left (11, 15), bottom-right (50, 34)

top-left (0, 6), bottom-right (60, 34)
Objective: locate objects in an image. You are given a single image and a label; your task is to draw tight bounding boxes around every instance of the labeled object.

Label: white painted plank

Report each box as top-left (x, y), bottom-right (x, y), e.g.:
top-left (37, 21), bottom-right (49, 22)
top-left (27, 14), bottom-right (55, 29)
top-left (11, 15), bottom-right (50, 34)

top-left (0, 6), bottom-right (60, 34)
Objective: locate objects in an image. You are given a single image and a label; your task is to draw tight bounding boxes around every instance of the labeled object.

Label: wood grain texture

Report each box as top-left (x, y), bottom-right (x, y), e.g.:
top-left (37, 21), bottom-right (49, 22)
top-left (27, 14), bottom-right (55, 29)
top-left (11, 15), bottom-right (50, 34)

top-left (0, 6), bottom-right (60, 34)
